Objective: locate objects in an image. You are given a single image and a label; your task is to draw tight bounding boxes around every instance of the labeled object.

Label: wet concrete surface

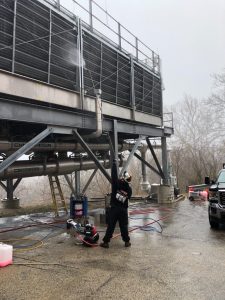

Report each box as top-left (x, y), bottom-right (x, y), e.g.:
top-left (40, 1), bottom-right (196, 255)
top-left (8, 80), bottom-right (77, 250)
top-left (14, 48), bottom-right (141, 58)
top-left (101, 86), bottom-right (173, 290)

top-left (1, 198), bottom-right (225, 300)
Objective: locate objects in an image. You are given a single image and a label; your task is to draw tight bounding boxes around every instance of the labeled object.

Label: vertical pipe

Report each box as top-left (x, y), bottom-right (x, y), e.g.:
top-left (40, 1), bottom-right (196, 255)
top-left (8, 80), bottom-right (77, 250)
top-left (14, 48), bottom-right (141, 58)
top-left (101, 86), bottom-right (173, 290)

top-left (140, 147), bottom-right (150, 191)
top-left (75, 171), bottom-right (81, 196)
top-left (12, 0), bottom-right (17, 73)
top-left (161, 136), bottom-right (169, 185)
top-left (48, 10), bottom-right (52, 84)
top-left (141, 149), bottom-right (147, 183)
top-left (113, 120), bottom-right (118, 172)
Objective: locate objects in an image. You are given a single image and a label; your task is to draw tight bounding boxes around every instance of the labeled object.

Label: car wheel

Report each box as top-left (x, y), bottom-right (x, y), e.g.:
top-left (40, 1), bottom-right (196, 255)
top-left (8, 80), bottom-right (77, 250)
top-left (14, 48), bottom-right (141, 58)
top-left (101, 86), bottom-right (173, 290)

top-left (189, 196), bottom-right (194, 201)
top-left (208, 210), bottom-right (219, 229)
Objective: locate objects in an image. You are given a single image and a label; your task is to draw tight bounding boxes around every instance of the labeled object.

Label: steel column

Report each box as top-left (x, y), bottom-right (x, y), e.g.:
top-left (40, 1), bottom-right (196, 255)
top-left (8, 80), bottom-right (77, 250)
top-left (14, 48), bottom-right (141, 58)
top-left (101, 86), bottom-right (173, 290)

top-left (73, 130), bottom-right (111, 183)
top-left (112, 120), bottom-right (119, 172)
top-left (161, 136), bottom-right (169, 184)
top-left (0, 127), bottom-right (54, 173)
top-left (6, 179), bottom-right (14, 203)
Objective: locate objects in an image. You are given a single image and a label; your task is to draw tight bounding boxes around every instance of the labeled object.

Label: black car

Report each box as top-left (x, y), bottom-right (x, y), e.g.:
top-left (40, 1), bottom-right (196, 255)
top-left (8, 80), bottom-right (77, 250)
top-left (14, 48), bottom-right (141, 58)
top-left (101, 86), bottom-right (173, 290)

top-left (208, 169), bottom-right (225, 229)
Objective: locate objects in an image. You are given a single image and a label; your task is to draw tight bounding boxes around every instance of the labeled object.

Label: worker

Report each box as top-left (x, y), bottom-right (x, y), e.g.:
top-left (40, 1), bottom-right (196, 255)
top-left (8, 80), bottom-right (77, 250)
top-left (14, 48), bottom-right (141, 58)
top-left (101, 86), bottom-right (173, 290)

top-left (100, 159), bottom-right (132, 248)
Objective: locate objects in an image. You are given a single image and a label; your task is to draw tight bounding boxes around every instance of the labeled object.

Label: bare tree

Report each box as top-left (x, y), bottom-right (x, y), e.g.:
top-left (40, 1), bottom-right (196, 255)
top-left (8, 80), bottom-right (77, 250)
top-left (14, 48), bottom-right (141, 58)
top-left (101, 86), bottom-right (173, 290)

top-left (168, 94), bottom-right (225, 191)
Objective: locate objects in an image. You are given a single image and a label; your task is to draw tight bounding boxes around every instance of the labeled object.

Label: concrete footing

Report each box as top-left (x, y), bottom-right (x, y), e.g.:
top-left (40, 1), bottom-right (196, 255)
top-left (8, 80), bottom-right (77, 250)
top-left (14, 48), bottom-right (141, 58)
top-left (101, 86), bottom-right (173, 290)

top-left (150, 184), bottom-right (177, 203)
top-left (1, 197), bottom-right (20, 209)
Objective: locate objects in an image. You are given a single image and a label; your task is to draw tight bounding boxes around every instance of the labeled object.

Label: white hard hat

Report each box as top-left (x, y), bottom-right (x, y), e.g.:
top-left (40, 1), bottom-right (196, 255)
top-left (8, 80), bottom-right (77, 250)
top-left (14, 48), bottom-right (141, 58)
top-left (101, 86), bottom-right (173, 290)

top-left (123, 171), bottom-right (132, 182)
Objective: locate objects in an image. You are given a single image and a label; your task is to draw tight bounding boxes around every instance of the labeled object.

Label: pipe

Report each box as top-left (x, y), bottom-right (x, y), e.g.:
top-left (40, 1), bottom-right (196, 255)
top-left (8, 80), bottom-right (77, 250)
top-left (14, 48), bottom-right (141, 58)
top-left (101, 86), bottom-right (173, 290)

top-left (0, 159), bottom-right (111, 180)
top-left (139, 145), bottom-right (150, 191)
top-left (84, 89), bottom-right (103, 139)
top-left (0, 141), bottom-right (134, 153)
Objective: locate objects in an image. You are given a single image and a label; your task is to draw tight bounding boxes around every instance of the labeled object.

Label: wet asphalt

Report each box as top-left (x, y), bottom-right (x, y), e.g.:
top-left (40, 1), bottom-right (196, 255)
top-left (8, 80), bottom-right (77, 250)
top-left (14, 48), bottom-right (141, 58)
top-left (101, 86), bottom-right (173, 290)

top-left (1, 198), bottom-right (225, 300)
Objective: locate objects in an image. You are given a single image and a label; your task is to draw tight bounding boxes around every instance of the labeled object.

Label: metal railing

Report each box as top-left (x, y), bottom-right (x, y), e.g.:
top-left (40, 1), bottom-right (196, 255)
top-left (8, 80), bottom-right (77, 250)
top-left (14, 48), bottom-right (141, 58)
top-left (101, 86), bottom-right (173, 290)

top-left (163, 112), bottom-right (173, 129)
top-left (44, 0), bottom-right (160, 75)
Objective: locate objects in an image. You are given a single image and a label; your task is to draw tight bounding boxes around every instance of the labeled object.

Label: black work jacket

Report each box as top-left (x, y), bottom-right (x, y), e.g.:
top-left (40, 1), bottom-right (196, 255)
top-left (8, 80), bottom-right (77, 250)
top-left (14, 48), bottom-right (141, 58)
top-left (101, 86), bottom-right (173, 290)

top-left (110, 160), bottom-right (132, 208)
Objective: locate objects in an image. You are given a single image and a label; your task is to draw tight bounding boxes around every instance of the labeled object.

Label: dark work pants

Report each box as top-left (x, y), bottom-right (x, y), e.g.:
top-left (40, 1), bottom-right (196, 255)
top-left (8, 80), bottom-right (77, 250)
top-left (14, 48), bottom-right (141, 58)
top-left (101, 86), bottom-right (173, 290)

top-left (103, 206), bottom-right (130, 243)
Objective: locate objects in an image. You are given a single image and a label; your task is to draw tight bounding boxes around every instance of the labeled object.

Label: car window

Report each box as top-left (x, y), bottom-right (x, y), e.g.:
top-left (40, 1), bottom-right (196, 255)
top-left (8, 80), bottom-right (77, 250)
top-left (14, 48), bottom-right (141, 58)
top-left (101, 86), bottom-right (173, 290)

top-left (217, 171), bottom-right (225, 183)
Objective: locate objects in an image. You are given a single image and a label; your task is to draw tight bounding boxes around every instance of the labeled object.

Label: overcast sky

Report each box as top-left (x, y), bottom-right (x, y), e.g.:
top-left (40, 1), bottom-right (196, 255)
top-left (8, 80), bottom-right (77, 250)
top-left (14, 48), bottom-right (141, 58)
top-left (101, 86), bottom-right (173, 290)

top-left (61, 0), bottom-right (225, 107)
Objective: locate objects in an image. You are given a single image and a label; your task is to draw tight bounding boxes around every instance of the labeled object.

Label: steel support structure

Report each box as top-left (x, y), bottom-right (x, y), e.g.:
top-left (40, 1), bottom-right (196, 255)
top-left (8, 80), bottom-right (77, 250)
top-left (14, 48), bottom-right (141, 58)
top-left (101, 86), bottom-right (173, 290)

top-left (134, 153), bottom-right (161, 177)
top-left (161, 136), bottom-right (169, 185)
top-left (0, 98), bottom-right (172, 137)
top-left (75, 170), bottom-right (81, 196)
top-left (0, 127), bottom-right (54, 174)
top-left (82, 168), bottom-right (98, 194)
top-left (119, 135), bottom-right (143, 177)
top-left (73, 130), bottom-right (111, 183)
top-left (112, 120), bottom-right (119, 171)
top-left (146, 137), bottom-right (165, 179)
top-left (64, 174), bottom-right (76, 195)
top-left (1, 178), bottom-right (22, 208)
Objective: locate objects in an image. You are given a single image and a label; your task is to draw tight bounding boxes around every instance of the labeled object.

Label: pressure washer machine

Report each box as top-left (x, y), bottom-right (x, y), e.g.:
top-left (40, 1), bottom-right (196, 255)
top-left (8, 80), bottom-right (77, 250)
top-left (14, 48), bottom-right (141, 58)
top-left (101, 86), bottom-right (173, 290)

top-left (67, 219), bottom-right (99, 246)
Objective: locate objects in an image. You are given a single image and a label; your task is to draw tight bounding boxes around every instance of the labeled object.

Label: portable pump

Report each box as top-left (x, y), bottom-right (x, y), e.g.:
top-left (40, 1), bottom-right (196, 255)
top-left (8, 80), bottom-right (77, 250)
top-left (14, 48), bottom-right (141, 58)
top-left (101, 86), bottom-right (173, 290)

top-left (67, 219), bottom-right (99, 246)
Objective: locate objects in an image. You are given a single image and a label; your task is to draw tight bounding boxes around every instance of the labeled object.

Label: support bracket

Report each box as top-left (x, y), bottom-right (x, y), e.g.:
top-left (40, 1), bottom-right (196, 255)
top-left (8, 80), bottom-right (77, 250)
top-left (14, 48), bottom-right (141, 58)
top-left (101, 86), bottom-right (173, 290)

top-left (73, 130), bottom-right (111, 183)
top-left (134, 153), bottom-right (161, 177)
top-left (146, 137), bottom-right (165, 179)
top-left (0, 127), bottom-right (54, 173)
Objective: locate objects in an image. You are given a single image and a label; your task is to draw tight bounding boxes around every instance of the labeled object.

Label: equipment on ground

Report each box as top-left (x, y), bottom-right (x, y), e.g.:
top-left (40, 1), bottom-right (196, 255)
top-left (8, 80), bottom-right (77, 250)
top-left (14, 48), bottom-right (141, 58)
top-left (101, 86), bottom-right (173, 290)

top-left (188, 182), bottom-right (209, 201)
top-left (67, 219), bottom-right (99, 246)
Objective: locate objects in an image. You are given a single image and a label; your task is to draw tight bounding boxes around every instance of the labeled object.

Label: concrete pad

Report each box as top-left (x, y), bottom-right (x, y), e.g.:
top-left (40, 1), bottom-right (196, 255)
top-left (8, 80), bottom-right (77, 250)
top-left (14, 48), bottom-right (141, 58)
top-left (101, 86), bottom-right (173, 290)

top-left (1, 199), bottom-right (225, 299)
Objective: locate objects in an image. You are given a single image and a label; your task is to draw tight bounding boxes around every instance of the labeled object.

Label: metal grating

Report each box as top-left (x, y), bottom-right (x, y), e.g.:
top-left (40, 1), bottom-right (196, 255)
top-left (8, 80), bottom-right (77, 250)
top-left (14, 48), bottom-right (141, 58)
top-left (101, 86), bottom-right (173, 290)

top-left (220, 191), bottom-right (225, 206)
top-left (0, 0), bottom-right (162, 117)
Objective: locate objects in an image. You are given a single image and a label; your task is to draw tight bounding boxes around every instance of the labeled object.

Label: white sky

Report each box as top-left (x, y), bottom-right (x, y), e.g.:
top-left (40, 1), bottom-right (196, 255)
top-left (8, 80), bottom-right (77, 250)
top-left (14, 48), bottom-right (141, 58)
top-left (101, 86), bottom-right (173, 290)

top-left (60, 0), bottom-right (225, 106)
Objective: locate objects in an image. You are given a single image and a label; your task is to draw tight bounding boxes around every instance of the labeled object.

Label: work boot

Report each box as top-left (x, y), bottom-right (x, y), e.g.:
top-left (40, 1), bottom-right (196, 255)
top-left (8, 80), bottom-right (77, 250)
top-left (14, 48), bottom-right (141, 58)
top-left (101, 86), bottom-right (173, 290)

top-left (100, 242), bottom-right (109, 248)
top-left (125, 241), bottom-right (131, 247)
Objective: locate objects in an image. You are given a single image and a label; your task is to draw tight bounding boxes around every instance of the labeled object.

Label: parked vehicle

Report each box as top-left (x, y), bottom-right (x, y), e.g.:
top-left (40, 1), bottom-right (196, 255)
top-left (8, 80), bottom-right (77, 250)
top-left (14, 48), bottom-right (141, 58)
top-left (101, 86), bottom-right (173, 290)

top-left (188, 184), bottom-right (209, 201)
top-left (208, 168), bottom-right (225, 229)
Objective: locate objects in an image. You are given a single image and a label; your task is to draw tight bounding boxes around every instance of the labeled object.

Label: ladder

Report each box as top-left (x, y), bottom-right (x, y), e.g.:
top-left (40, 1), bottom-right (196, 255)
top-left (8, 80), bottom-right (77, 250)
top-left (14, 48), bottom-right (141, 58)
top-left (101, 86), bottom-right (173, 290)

top-left (48, 175), bottom-right (68, 217)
